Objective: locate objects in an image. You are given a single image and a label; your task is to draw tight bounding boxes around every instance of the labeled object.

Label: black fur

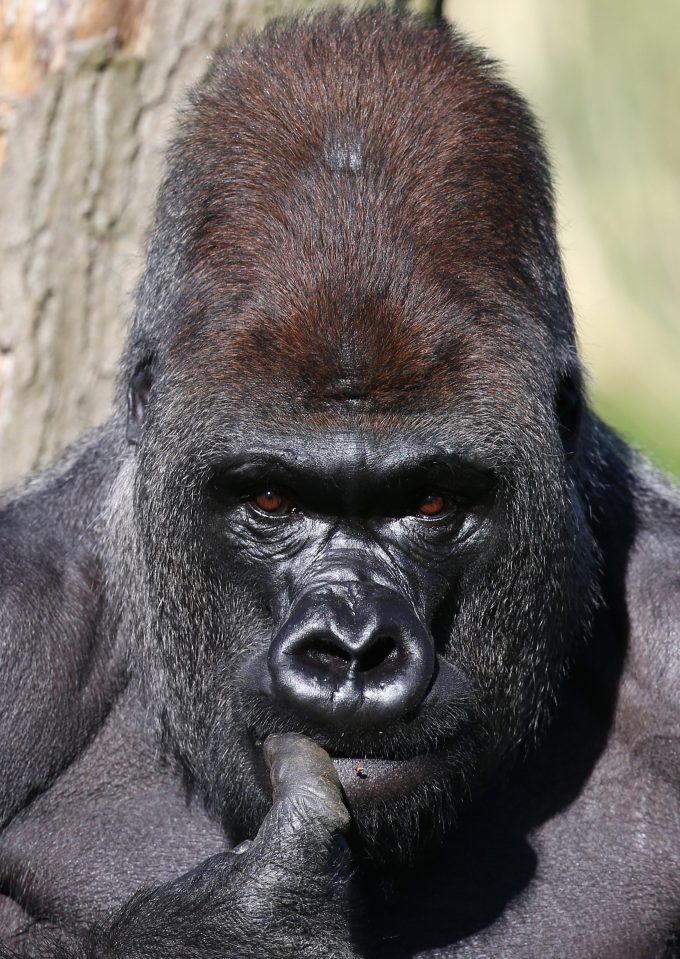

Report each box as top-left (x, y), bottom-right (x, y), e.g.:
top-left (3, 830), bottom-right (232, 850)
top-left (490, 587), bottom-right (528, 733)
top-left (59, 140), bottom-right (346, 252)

top-left (1, 10), bottom-right (679, 957)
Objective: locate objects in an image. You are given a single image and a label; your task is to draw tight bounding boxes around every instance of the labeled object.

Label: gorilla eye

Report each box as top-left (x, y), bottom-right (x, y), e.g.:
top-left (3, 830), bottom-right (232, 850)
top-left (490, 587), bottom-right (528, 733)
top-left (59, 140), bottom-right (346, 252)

top-left (251, 490), bottom-right (292, 516)
top-left (417, 494), bottom-right (446, 518)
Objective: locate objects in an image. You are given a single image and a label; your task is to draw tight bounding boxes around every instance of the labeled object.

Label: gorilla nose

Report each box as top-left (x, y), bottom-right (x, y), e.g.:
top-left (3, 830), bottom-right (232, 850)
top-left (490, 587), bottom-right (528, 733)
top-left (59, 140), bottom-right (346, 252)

top-left (268, 584), bottom-right (435, 728)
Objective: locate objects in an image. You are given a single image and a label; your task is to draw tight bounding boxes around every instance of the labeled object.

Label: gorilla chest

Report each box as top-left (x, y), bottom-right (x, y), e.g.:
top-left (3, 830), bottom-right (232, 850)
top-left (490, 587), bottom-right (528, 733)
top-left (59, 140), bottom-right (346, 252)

top-left (0, 696), bottom-right (228, 928)
top-left (369, 738), bottom-right (680, 958)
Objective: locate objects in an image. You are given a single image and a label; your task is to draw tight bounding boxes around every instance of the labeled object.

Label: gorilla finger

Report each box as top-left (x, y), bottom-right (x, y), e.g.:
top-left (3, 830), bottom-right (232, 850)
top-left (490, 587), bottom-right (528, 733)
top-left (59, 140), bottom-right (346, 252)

top-left (232, 840), bottom-right (252, 855)
top-left (263, 733), bottom-right (350, 833)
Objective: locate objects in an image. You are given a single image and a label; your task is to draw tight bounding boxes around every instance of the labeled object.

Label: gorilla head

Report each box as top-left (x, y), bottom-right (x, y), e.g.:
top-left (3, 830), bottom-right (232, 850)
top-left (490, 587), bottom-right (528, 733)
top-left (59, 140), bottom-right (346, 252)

top-left (113, 11), bottom-right (597, 861)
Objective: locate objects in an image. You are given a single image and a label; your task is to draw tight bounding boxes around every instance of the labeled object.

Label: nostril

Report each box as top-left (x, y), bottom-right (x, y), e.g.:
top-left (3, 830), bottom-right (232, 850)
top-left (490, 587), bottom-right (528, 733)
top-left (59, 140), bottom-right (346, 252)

top-left (357, 635), bottom-right (398, 672)
top-left (294, 633), bottom-right (399, 675)
top-left (298, 636), bottom-right (352, 669)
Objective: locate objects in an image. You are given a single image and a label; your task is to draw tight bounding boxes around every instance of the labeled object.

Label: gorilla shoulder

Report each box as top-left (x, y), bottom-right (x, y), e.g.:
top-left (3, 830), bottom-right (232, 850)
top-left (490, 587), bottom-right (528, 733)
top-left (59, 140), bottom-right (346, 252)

top-left (0, 427), bottom-right (122, 830)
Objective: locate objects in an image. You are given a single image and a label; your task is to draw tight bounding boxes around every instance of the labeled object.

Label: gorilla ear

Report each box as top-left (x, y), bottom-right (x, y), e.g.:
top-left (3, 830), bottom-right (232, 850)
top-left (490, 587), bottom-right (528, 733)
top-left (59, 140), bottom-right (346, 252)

top-left (126, 358), bottom-right (154, 446)
top-left (555, 372), bottom-right (583, 460)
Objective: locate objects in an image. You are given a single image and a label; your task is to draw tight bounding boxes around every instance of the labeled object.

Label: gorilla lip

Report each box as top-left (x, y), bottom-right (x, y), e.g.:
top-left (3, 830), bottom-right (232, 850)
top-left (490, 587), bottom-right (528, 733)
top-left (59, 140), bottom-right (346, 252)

top-left (330, 753), bottom-right (454, 803)
top-left (242, 653), bottom-right (472, 802)
top-left (250, 727), bottom-right (455, 804)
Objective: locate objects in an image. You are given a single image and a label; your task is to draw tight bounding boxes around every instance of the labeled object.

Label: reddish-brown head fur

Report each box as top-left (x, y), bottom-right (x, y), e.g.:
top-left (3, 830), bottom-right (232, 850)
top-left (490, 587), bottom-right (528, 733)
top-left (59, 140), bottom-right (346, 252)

top-left (130, 9), bottom-right (573, 419)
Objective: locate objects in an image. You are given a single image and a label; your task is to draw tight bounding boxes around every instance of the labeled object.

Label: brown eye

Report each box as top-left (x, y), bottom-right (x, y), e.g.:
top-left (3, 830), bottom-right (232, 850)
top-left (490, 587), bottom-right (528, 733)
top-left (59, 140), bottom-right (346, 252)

top-left (417, 493), bottom-right (446, 517)
top-left (252, 490), bottom-right (291, 515)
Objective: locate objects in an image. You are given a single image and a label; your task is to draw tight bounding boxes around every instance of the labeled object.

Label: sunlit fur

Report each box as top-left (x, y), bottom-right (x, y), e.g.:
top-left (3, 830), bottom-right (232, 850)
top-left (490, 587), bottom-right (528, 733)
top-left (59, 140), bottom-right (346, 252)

top-left (110, 9), bottom-right (599, 863)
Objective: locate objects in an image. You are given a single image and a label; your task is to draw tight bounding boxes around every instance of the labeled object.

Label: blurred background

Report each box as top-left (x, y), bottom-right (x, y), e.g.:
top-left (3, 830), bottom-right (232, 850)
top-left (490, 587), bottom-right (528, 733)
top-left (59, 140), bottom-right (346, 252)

top-left (0, 0), bottom-right (678, 488)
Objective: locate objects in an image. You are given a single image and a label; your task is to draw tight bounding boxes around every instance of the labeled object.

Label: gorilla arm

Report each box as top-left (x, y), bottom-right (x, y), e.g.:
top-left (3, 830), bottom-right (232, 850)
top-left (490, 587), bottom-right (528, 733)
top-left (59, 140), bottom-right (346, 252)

top-left (0, 429), bottom-right (123, 833)
top-left (0, 735), bottom-right (356, 959)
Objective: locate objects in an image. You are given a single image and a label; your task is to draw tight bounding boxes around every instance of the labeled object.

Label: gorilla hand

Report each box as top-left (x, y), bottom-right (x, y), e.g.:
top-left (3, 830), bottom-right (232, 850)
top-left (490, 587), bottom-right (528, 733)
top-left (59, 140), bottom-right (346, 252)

top-left (226, 731), bottom-right (354, 943)
top-left (14, 735), bottom-right (355, 959)
top-left (111, 733), bottom-right (354, 958)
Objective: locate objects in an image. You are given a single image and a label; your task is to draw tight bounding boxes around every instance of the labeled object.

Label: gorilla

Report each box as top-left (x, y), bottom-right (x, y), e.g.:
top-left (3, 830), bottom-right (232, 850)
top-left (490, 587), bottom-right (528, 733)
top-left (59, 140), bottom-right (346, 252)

top-left (1, 9), bottom-right (679, 958)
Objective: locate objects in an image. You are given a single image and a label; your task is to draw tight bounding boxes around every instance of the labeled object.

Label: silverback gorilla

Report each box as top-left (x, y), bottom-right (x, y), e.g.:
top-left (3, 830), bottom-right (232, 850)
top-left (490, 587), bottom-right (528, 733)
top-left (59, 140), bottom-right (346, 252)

top-left (1, 9), bottom-right (679, 958)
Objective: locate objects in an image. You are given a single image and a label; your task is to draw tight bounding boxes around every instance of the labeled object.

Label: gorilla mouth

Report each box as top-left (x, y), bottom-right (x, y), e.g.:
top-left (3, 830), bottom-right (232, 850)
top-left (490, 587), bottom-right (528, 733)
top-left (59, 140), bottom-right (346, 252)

top-left (330, 753), bottom-right (454, 803)
top-left (248, 727), bottom-right (456, 805)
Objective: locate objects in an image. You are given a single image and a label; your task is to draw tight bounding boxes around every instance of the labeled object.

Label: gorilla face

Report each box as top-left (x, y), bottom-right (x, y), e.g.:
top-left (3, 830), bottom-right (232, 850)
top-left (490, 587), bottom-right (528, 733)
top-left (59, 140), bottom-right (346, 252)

top-left (208, 428), bottom-right (492, 801)
top-left (124, 353), bottom-right (595, 860)
top-left (117, 12), bottom-right (599, 860)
